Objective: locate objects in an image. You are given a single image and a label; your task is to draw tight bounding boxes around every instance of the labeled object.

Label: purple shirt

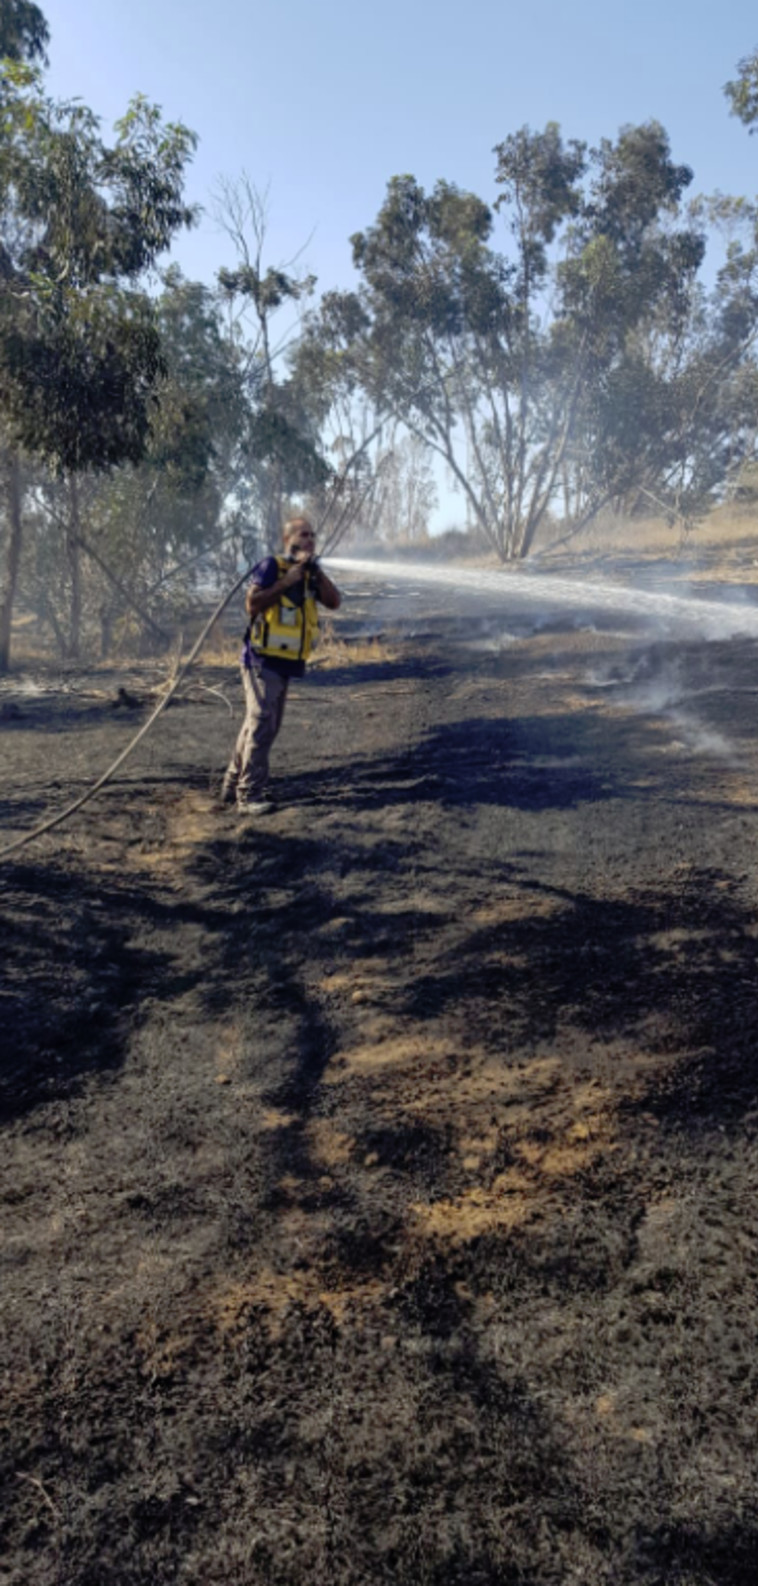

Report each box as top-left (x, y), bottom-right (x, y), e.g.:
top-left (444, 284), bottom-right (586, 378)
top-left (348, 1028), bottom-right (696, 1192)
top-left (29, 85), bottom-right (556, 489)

top-left (242, 556), bottom-right (306, 678)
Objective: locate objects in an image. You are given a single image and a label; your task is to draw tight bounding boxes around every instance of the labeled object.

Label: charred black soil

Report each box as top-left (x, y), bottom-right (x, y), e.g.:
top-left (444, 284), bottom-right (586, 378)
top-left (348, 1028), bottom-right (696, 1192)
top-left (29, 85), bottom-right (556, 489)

top-left (2, 581), bottom-right (758, 1585)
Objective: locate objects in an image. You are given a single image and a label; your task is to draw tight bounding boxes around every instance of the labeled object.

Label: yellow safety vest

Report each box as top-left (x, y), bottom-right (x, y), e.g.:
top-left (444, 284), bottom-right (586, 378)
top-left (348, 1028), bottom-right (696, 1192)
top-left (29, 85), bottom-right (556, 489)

top-left (250, 556), bottom-right (319, 662)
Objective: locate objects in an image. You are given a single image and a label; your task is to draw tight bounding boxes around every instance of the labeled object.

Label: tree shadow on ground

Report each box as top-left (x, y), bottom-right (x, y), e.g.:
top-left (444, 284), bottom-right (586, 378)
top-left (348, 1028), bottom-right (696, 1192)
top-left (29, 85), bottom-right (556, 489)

top-left (191, 814), bottom-right (758, 1217)
top-left (395, 865), bottom-right (758, 1134)
top-left (635, 1519), bottom-right (758, 1585)
top-left (0, 859), bottom-right (196, 1122)
top-left (0, 792), bottom-right (49, 829)
top-left (275, 710), bottom-right (630, 813)
top-left (1, 818), bottom-right (389, 1126)
top-left (274, 694), bottom-right (737, 814)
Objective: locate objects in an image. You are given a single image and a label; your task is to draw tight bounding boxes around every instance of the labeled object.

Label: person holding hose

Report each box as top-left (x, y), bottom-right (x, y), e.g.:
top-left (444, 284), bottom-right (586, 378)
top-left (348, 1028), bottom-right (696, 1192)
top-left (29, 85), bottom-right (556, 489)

top-left (222, 517), bottom-right (341, 814)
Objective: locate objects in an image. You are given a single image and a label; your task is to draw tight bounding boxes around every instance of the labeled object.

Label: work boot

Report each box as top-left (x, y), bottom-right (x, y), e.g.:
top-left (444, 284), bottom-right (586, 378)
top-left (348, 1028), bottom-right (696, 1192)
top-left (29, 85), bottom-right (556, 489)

top-left (237, 791), bottom-right (275, 817)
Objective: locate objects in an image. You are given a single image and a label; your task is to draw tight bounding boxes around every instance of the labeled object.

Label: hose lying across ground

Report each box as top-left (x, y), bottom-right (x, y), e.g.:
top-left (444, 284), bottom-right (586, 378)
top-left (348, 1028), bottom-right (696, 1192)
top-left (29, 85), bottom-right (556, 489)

top-left (0, 568), bottom-right (252, 865)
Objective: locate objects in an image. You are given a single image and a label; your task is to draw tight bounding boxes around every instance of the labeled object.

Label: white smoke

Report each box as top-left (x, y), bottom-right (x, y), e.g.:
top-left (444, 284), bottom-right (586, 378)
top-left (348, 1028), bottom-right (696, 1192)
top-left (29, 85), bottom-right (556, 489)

top-left (327, 556), bottom-right (758, 761)
top-left (328, 557), bottom-right (758, 641)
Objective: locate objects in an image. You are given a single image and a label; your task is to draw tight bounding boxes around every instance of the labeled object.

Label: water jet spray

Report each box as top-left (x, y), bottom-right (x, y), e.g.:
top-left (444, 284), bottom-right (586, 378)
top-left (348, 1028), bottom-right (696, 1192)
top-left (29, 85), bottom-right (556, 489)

top-left (328, 558), bottom-right (758, 642)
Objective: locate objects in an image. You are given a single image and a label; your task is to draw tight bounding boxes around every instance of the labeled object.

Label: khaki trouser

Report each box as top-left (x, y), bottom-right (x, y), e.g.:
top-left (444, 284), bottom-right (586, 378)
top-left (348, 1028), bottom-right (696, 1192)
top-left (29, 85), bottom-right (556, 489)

top-left (225, 665), bottom-right (289, 804)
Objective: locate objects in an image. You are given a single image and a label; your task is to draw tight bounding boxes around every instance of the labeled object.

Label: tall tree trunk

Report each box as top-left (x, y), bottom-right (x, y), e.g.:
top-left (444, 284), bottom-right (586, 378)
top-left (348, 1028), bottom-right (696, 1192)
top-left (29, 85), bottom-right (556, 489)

top-left (266, 460), bottom-right (284, 550)
top-left (0, 450), bottom-right (24, 674)
top-left (66, 473), bottom-right (82, 659)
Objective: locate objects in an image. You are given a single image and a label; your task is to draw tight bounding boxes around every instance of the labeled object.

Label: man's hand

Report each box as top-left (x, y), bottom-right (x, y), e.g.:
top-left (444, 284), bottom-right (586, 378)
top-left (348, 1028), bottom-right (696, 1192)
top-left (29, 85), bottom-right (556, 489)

top-left (280, 558), bottom-right (309, 589)
top-left (246, 550), bottom-right (338, 620)
top-left (246, 558), bottom-right (309, 618)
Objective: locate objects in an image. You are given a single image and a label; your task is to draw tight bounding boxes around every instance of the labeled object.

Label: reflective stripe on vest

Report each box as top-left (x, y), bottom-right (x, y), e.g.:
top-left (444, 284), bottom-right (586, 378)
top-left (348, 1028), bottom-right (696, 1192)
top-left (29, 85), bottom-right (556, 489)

top-left (250, 555), bottom-right (319, 662)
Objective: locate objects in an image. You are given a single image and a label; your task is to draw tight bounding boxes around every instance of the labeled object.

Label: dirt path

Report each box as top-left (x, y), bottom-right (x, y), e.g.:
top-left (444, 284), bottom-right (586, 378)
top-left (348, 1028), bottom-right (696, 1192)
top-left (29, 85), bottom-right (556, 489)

top-left (2, 596), bottom-right (758, 1584)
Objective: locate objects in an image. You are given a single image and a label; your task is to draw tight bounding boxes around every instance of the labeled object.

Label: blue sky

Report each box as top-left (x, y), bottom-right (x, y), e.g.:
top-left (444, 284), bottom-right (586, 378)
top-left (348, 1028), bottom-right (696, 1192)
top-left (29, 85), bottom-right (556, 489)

top-left (39, 0), bottom-right (758, 296)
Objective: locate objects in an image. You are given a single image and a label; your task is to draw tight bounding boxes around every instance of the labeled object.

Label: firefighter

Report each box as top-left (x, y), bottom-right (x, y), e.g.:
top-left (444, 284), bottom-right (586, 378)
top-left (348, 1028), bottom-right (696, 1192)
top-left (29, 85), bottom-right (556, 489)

top-left (221, 517), bottom-right (341, 813)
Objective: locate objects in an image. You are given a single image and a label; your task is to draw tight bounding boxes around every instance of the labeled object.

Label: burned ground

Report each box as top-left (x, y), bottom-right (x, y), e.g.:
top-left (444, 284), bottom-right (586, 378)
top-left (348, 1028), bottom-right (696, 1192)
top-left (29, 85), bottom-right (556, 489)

top-left (2, 580), bottom-right (758, 1584)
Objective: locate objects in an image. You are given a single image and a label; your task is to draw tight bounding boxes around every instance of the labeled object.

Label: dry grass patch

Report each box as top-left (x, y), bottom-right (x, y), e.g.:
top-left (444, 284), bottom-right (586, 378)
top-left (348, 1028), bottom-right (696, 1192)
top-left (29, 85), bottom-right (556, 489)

top-left (312, 621), bottom-right (399, 668)
top-left (211, 1269), bottom-right (390, 1336)
top-left (412, 1096), bottom-right (617, 1246)
top-left (213, 1021), bottom-right (245, 1083)
top-left (470, 893), bottom-right (567, 927)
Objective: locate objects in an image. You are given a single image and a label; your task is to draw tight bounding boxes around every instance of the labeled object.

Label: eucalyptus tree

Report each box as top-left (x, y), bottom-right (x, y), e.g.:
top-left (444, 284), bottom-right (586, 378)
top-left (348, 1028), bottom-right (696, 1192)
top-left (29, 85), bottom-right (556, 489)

top-left (0, 58), bottom-right (197, 665)
top-left (290, 292), bottom-right (401, 550)
top-left (24, 269), bottom-right (252, 656)
top-left (347, 430), bottom-right (438, 545)
top-left (213, 177), bottom-right (329, 550)
top-left (0, 0), bottom-right (49, 667)
top-left (301, 123), bottom-right (707, 560)
top-left (547, 123), bottom-right (707, 532)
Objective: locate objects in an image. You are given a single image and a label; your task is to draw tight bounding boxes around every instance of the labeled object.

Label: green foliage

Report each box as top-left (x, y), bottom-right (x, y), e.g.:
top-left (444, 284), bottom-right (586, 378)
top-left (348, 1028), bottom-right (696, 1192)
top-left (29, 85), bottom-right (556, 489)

top-left (0, 64), bottom-right (197, 473)
top-left (248, 406), bottom-right (330, 488)
top-left (301, 118), bottom-right (748, 559)
top-left (1, 287), bottom-right (163, 471)
top-left (0, 48), bottom-right (199, 662)
top-left (494, 122), bottom-right (585, 290)
top-left (213, 189), bottom-right (329, 544)
top-left (149, 270), bottom-right (246, 490)
top-left (725, 50), bottom-right (758, 129)
top-left (39, 269), bottom-right (254, 654)
top-left (217, 263), bottom-right (315, 316)
top-left (0, 0), bottom-right (49, 64)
